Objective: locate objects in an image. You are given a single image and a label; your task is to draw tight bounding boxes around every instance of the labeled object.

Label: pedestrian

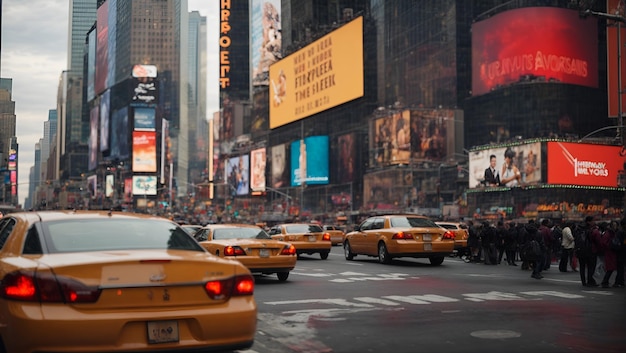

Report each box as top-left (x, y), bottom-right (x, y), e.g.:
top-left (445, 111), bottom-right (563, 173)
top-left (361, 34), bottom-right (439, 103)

top-left (466, 220), bottom-right (481, 263)
top-left (518, 222), bottom-right (532, 270)
top-left (527, 224), bottom-right (545, 279)
top-left (577, 216), bottom-right (600, 287)
top-left (480, 221), bottom-right (497, 265)
top-left (496, 220), bottom-right (507, 264)
top-left (504, 221), bottom-right (518, 266)
top-left (538, 219), bottom-right (553, 271)
top-left (600, 220), bottom-right (618, 288)
top-left (558, 221), bottom-right (576, 272)
top-left (613, 217), bottom-right (625, 288)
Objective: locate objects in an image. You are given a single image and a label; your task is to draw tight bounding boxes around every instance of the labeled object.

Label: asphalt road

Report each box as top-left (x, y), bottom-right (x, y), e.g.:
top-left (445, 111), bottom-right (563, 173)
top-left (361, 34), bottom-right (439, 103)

top-left (238, 245), bottom-right (625, 353)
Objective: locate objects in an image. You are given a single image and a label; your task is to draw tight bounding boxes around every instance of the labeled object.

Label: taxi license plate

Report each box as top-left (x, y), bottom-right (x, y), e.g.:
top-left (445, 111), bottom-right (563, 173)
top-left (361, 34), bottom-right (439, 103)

top-left (147, 320), bottom-right (179, 344)
top-left (423, 234), bottom-right (432, 241)
top-left (308, 235), bottom-right (316, 242)
top-left (259, 248), bottom-right (270, 258)
top-left (424, 243), bottom-right (432, 251)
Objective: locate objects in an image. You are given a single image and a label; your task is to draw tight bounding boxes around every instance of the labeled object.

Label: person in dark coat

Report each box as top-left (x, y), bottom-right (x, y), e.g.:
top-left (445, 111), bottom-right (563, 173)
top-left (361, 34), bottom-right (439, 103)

top-left (480, 222), bottom-right (497, 265)
top-left (538, 219), bottom-right (554, 271)
top-left (600, 221), bottom-right (618, 288)
top-left (495, 221), bottom-right (507, 264)
top-left (504, 221), bottom-right (518, 266)
top-left (466, 220), bottom-right (481, 263)
top-left (579, 216), bottom-right (600, 287)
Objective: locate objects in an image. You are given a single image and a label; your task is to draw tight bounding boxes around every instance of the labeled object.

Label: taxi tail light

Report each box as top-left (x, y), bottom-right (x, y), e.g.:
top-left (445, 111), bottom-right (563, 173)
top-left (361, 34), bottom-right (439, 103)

top-left (442, 231), bottom-right (456, 240)
top-left (322, 233), bottom-right (331, 241)
top-left (0, 270), bottom-right (101, 303)
top-left (204, 274), bottom-right (255, 299)
top-left (280, 244), bottom-right (297, 255)
top-left (392, 231), bottom-right (414, 240)
top-left (224, 246), bottom-right (246, 256)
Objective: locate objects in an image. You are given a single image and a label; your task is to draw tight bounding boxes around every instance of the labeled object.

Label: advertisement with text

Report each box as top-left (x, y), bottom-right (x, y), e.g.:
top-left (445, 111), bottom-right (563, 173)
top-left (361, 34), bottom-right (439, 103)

top-left (468, 142), bottom-right (542, 188)
top-left (547, 142), bottom-right (625, 187)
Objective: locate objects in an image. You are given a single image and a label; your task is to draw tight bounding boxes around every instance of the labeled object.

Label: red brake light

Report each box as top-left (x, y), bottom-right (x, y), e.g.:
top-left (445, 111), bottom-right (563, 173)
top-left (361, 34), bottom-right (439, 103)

top-left (280, 244), bottom-right (296, 255)
top-left (224, 246), bottom-right (246, 256)
top-left (204, 274), bottom-right (254, 299)
top-left (322, 233), bottom-right (331, 241)
top-left (392, 231), bottom-right (413, 240)
top-left (0, 270), bottom-right (101, 303)
top-left (443, 230), bottom-right (456, 240)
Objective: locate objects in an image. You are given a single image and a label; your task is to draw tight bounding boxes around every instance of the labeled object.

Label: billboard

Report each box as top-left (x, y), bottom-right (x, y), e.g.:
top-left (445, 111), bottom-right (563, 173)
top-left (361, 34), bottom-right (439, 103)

top-left (471, 7), bottom-right (598, 96)
top-left (133, 107), bottom-right (156, 130)
top-left (87, 29), bottom-right (96, 101)
top-left (132, 131), bottom-right (157, 173)
top-left (99, 89), bottom-right (110, 152)
top-left (87, 175), bottom-right (98, 199)
top-left (110, 107), bottom-right (130, 160)
top-left (251, 0), bottom-right (282, 86)
top-left (132, 175), bottom-right (157, 196)
top-left (226, 155), bottom-right (250, 196)
top-left (88, 106), bottom-right (99, 171)
top-left (105, 174), bottom-right (115, 198)
top-left (547, 142), bottom-right (626, 187)
top-left (290, 136), bottom-right (329, 186)
top-left (270, 143), bottom-right (289, 188)
top-left (269, 16), bottom-right (364, 128)
top-left (468, 142), bottom-right (542, 188)
top-left (250, 147), bottom-right (267, 193)
top-left (607, 0), bottom-right (626, 118)
top-left (95, 1), bottom-right (109, 95)
top-left (337, 133), bottom-right (356, 183)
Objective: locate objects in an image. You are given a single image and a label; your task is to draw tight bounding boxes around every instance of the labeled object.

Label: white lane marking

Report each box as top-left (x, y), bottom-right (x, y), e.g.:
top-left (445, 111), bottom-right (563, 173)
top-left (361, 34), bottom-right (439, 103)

top-left (354, 297), bottom-right (402, 306)
top-left (265, 298), bottom-right (374, 308)
top-left (463, 291), bottom-right (526, 302)
top-left (521, 291), bottom-right (584, 299)
top-left (290, 271), bottom-right (333, 277)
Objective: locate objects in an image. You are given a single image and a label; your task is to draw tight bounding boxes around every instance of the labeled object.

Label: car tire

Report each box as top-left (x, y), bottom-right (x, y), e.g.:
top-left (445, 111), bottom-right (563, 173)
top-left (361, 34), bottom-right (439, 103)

top-left (378, 242), bottom-right (391, 264)
top-left (429, 256), bottom-right (445, 266)
top-left (344, 241), bottom-right (355, 260)
top-left (277, 272), bottom-right (289, 281)
top-left (320, 251), bottom-right (329, 260)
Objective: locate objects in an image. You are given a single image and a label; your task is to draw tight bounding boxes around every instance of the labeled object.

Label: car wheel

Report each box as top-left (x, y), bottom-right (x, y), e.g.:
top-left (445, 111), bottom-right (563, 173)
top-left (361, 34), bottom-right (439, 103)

top-left (378, 242), bottom-right (391, 264)
top-left (277, 272), bottom-right (289, 281)
top-left (344, 241), bottom-right (354, 260)
top-left (320, 251), bottom-right (329, 260)
top-left (429, 256), bottom-right (445, 266)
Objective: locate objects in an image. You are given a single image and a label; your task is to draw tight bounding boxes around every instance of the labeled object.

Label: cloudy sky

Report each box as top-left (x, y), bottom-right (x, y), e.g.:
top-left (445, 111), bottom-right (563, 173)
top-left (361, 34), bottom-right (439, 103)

top-left (1, 0), bottom-right (219, 206)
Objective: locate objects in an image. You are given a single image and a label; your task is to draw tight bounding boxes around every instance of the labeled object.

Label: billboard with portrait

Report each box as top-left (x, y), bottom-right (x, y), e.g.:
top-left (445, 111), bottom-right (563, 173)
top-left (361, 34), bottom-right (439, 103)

top-left (547, 142), bottom-right (626, 187)
top-left (468, 142), bottom-right (542, 188)
top-left (226, 155), bottom-right (250, 196)
top-left (251, 0), bottom-right (282, 86)
top-left (95, 1), bottom-right (109, 95)
top-left (105, 174), bottom-right (114, 198)
top-left (269, 16), bottom-right (364, 128)
top-left (290, 136), bottom-right (329, 186)
top-left (270, 143), bottom-right (289, 188)
top-left (132, 131), bottom-right (157, 173)
top-left (132, 175), bottom-right (157, 196)
top-left (250, 147), bottom-right (267, 193)
top-left (471, 7), bottom-right (598, 96)
top-left (87, 174), bottom-right (97, 199)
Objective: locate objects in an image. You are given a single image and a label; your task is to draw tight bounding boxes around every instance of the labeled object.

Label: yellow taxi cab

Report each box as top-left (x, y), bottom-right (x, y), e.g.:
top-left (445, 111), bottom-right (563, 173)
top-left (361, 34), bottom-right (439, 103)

top-left (0, 210), bottom-right (256, 353)
top-left (323, 224), bottom-right (346, 245)
top-left (344, 214), bottom-right (456, 265)
top-left (268, 223), bottom-right (332, 259)
top-left (435, 221), bottom-right (469, 257)
top-left (193, 223), bottom-right (297, 281)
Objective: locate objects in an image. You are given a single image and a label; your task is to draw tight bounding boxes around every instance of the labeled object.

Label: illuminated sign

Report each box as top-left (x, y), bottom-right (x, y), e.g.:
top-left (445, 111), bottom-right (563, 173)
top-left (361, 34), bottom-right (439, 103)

top-left (468, 142), bottom-right (542, 188)
top-left (269, 17), bottom-right (364, 129)
top-left (607, 0), bottom-right (626, 118)
top-left (132, 131), bottom-right (157, 173)
top-left (290, 136), bottom-right (329, 186)
top-left (250, 147), bottom-right (266, 193)
top-left (219, 1), bottom-right (232, 89)
top-left (132, 64), bottom-right (157, 78)
top-left (132, 175), bottom-right (157, 196)
top-left (226, 155), bottom-right (250, 196)
top-left (471, 7), bottom-right (598, 96)
top-left (547, 142), bottom-right (625, 187)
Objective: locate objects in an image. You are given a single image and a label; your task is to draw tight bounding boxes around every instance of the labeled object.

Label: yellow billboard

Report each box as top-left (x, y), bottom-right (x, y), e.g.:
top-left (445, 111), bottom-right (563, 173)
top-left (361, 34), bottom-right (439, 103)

top-left (269, 16), bottom-right (364, 129)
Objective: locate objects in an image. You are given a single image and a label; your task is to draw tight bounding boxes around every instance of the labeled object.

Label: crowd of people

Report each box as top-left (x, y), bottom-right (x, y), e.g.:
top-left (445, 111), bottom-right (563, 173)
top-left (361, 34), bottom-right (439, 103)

top-left (463, 216), bottom-right (626, 288)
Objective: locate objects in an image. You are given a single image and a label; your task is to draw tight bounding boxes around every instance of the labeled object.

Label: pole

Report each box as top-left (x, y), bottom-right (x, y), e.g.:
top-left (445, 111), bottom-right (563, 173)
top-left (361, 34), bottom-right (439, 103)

top-left (169, 162), bottom-right (173, 210)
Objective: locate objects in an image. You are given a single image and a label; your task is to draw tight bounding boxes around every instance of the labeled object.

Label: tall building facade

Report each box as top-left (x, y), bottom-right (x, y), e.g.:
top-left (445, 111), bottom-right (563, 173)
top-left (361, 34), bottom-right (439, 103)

top-left (214, 0), bottom-right (625, 224)
top-left (0, 78), bottom-right (17, 207)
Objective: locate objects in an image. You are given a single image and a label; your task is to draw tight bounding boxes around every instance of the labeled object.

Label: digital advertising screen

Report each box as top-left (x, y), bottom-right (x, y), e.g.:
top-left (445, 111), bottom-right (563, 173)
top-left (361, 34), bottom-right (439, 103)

top-left (471, 7), bottom-right (598, 96)
top-left (468, 142), bottom-right (542, 188)
top-left (251, 0), bottom-right (282, 86)
top-left (88, 106), bottom-right (99, 171)
top-left (270, 143), bottom-right (289, 188)
top-left (100, 89), bottom-right (110, 152)
top-left (337, 133), bottom-right (356, 183)
top-left (226, 155), bottom-right (250, 196)
top-left (250, 147), bottom-right (267, 193)
top-left (547, 142), bottom-right (626, 187)
top-left (132, 175), bottom-right (157, 196)
top-left (110, 107), bottom-right (130, 160)
top-left (133, 107), bottom-right (156, 130)
top-left (105, 174), bottom-right (115, 198)
top-left (95, 1), bottom-right (109, 95)
top-left (132, 131), bottom-right (157, 173)
top-left (269, 16), bottom-right (364, 128)
top-left (290, 135), bottom-right (329, 186)
top-left (87, 29), bottom-right (96, 102)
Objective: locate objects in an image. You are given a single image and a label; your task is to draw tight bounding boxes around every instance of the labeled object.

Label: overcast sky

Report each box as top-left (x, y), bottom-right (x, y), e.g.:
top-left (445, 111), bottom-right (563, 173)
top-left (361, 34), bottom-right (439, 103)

top-left (1, 0), bottom-right (219, 207)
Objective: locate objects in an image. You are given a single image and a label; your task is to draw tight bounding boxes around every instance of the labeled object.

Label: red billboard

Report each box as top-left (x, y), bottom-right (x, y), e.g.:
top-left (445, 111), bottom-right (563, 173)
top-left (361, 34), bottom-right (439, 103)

top-left (607, 0), bottom-right (626, 118)
top-left (472, 7), bottom-right (598, 96)
top-left (132, 131), bottom-right (157, 173)
top-left (547, 142), bottom-right (626, 187)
